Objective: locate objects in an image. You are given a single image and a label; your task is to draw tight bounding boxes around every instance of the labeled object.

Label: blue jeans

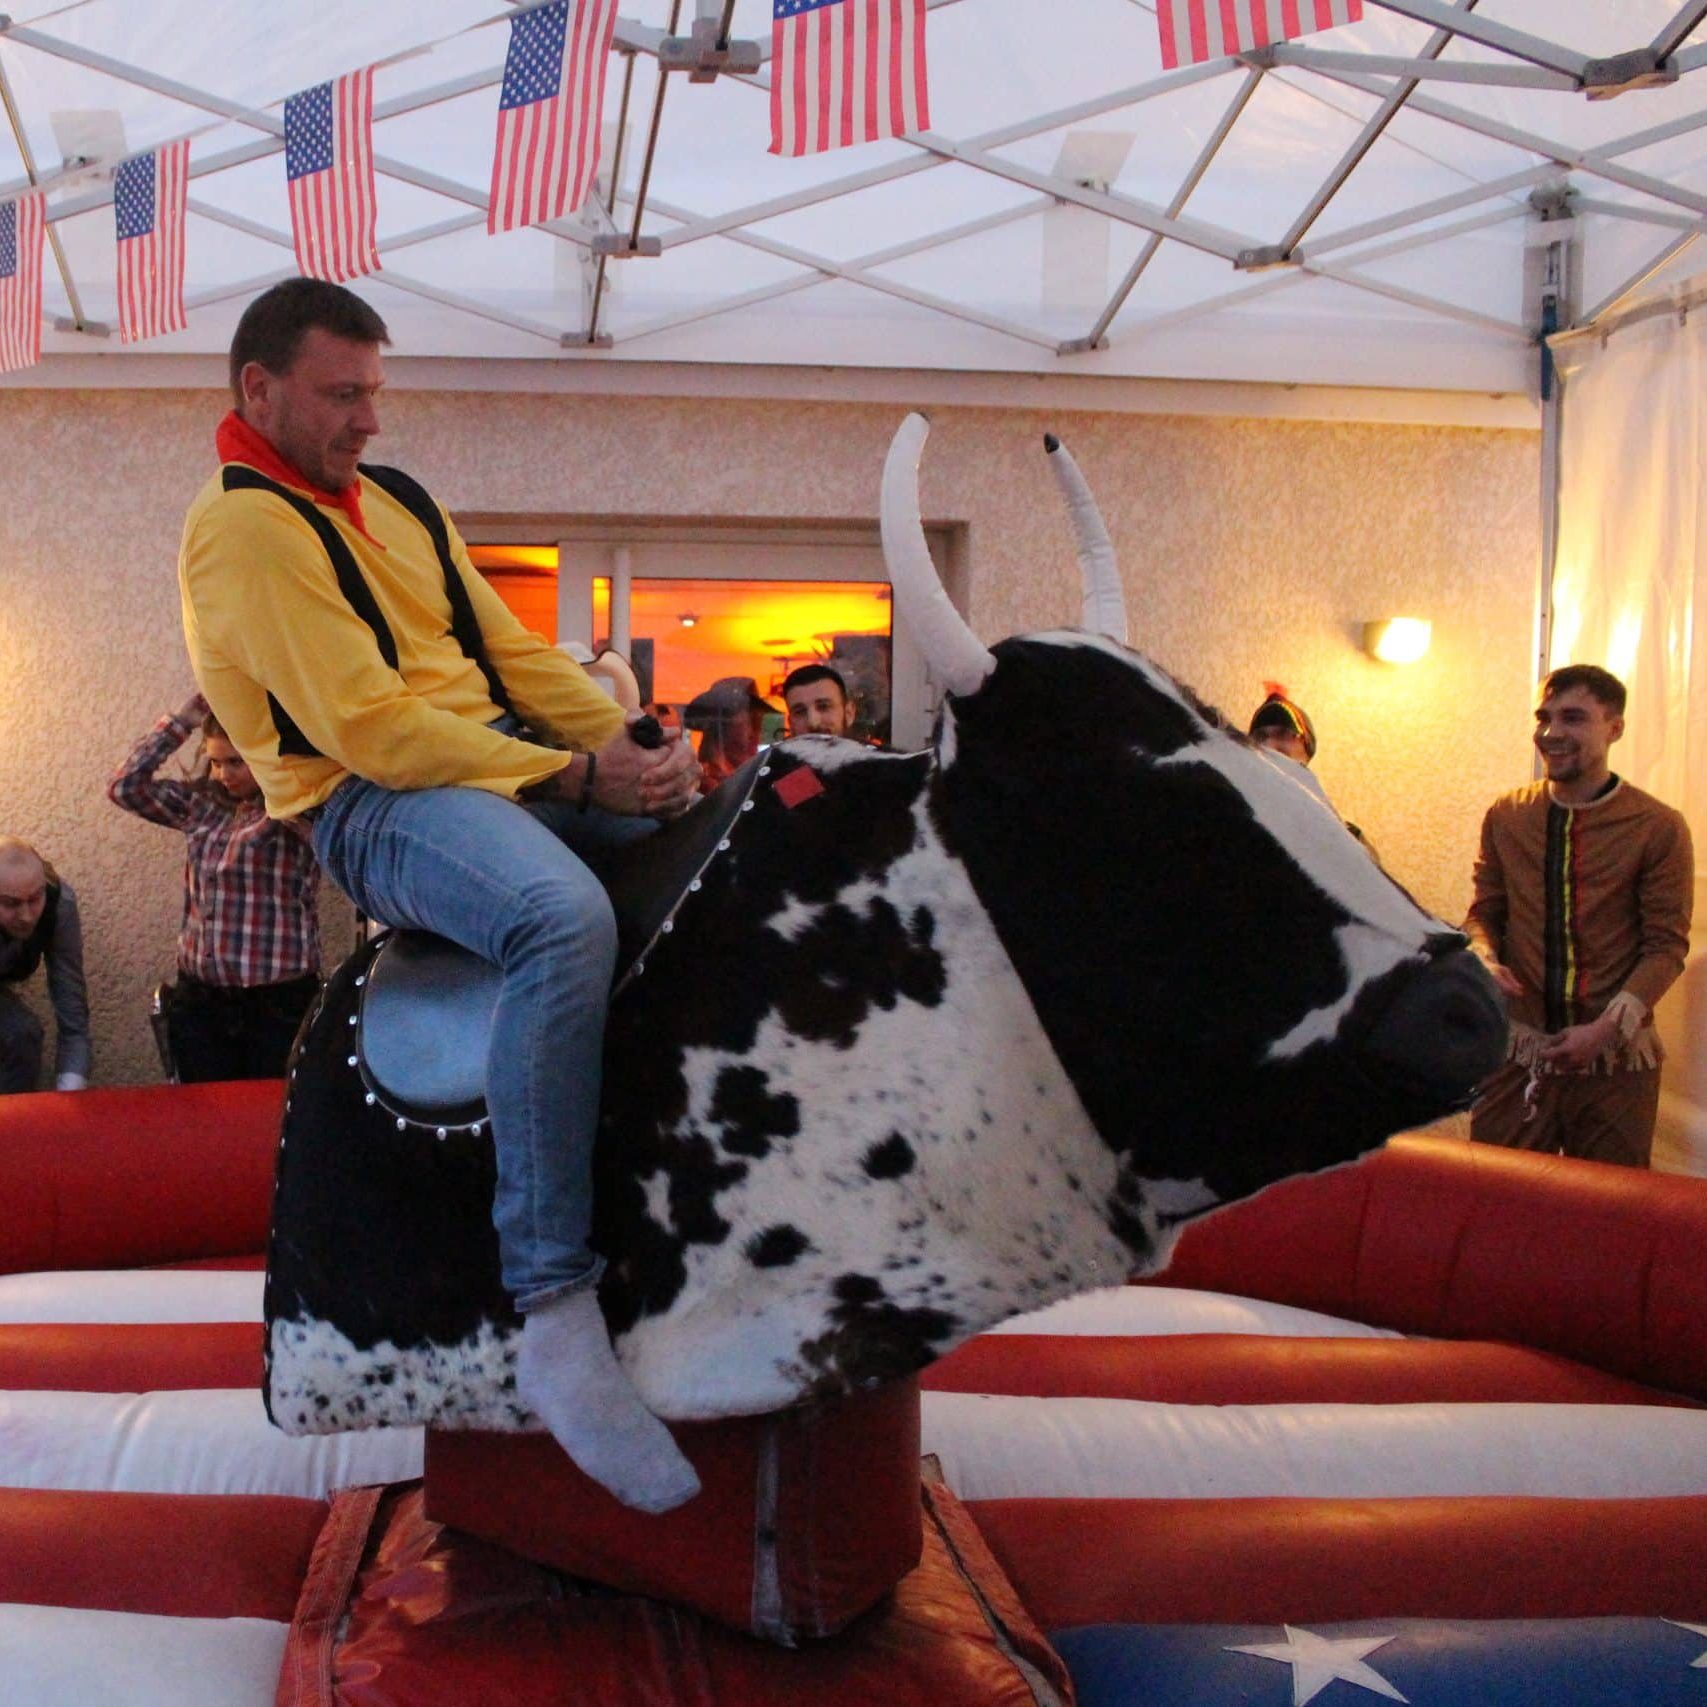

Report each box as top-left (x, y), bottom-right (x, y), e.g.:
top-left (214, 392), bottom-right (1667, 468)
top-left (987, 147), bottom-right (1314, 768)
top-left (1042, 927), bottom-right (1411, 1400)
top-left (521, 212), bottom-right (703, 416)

top-left (312, 774), bottom-right (654, 1309)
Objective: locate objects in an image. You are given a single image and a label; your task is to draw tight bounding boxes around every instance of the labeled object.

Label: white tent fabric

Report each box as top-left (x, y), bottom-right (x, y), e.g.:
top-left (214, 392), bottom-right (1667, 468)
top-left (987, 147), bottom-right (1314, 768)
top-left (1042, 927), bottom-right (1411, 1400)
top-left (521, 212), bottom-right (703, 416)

top-left (1553, 307), bottom-right (1707, 1172)
top-left (3, 0), bottom-right (1707, 387)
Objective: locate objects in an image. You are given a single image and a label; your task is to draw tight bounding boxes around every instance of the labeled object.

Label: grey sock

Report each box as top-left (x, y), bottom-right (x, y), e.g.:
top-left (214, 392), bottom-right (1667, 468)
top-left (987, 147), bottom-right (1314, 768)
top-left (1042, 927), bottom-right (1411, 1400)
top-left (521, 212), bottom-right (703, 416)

top-left (516, 1288), bottom-right (701, 1515)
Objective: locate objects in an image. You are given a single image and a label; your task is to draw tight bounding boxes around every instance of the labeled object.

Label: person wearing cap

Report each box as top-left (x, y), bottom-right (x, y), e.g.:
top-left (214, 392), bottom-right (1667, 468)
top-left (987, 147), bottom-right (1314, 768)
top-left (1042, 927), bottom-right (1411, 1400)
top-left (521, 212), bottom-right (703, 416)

top-left (684, 676), bottom-right (772, 791)
top-left (1248, 688), bottom-right (1378, 858)
top-left (1248, 690), bottom-right (1330, 802)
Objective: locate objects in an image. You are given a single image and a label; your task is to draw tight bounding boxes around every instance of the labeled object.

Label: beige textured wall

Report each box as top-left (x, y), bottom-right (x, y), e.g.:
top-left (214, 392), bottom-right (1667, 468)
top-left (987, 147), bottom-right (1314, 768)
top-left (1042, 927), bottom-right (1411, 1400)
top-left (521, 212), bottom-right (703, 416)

top-left (0, 386), bottom-right (1538, 1087)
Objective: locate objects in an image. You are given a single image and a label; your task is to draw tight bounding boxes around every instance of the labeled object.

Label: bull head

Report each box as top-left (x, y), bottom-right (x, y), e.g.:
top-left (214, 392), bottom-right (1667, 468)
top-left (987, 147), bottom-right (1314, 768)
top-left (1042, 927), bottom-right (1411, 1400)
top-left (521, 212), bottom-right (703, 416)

top-left (876, 410), bottom-right (1506, 1206)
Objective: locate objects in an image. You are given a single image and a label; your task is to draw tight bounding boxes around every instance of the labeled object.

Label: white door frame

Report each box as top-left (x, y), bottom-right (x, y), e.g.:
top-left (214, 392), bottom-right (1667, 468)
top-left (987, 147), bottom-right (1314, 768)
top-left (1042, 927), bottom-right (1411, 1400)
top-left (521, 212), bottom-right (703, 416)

top-left (541, 522), bottom-right (954, 750)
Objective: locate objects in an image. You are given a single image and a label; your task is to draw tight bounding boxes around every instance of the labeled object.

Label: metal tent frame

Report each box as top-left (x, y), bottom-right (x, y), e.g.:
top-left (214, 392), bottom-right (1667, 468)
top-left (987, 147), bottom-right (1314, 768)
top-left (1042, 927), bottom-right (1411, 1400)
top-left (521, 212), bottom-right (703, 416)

top-left (0, 0), bottom-right (1705, 388)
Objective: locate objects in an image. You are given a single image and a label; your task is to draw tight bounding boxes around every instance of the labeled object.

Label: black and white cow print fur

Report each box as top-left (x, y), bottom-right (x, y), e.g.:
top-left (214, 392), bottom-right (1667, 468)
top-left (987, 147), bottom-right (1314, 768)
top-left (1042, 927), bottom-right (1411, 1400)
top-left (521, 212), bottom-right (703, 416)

top-left (265, 624), bottom-right (1504, 1432)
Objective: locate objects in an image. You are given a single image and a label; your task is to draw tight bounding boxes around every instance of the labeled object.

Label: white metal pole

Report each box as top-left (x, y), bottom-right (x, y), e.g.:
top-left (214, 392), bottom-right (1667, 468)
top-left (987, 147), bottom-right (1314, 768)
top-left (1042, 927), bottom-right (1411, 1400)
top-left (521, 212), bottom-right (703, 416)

top-left (1538, 380), bottom-right (1562, 688)
top-left (611, 546), bottom-right (633, 656)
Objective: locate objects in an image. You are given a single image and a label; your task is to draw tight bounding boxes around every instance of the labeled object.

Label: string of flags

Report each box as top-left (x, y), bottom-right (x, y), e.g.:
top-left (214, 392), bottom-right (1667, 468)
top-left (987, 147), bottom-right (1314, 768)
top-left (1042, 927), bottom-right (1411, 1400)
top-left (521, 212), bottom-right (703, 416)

top-left (0, 0), bottom-right (1361, 372)
top-left (771, 0), bottom-right (930, 160)
top-left (0, 190), bottom-right (44, 372)
top-left (114, 138), bottom-right (189, 344)
top-left (1157, 0), bottom-right (1362, 73)
top-left (286, 69), bottom-right (380, 284)
top-left (490, 0), bottom-right (622, 234)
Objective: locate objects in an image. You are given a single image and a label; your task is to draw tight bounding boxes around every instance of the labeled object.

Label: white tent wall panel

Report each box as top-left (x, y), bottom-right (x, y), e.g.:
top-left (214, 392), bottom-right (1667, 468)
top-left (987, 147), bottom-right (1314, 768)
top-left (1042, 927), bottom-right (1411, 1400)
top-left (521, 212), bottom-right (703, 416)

top-left (0, 379), bottom-right (1535, 1091)
top-left (1553, 307), bottom-right (1707, 1176)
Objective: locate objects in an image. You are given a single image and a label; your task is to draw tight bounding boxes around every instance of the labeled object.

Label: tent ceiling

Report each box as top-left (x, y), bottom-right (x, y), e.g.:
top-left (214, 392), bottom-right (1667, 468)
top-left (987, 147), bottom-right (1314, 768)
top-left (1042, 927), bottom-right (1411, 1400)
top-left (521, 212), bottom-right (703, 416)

top-left (3, 0), bottom-right (1706, 391)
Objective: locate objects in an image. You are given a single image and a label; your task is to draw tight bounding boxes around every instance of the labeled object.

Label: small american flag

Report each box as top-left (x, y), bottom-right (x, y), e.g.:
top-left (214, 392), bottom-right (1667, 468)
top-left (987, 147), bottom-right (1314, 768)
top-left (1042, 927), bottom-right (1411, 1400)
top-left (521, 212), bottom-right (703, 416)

top-left (114, 140), bottom-right (189, 344)
top-left (286, 68), bottom-right (380, 282)
top-left (771, 0), bottom-right (930, 158)
top-left (1156, 0), bottom-right (1362, 69)
top-left (0, 192), bottom-right (45, 374)
top-left (488, 0), bottom-right (620, 235)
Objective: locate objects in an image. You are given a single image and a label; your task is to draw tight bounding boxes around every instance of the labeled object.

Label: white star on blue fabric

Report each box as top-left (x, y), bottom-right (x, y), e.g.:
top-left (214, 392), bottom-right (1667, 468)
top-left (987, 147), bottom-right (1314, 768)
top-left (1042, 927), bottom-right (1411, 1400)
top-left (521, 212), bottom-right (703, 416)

top-left (1227, 1625), bottom-right (1408, 1705)
top-left (499, 0), bottom-right (568, 109)
top-left (285, 81), bottom-right (335, 179)
top-left (114, 152), bottom-right (157, 240)
top-left (1667, 1620), bottom-right (1707, 1668)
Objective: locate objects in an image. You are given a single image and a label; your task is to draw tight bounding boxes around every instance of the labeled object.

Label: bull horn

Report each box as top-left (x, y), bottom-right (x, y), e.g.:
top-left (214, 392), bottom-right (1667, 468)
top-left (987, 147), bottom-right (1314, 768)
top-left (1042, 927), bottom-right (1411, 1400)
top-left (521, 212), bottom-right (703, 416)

top-left (1044, 432), bottom-right (1128, 646)
top-left (881, 413), bottom-right (997, 698)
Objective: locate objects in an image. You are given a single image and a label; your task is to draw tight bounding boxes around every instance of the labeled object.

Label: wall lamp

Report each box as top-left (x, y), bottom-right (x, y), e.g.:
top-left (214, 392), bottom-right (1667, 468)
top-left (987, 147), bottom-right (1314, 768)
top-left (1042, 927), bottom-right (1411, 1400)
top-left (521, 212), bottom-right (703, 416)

top-left (677, 612), bottom-right (698, 629)
top-left (1363, 617), bottom-right (1431, 665)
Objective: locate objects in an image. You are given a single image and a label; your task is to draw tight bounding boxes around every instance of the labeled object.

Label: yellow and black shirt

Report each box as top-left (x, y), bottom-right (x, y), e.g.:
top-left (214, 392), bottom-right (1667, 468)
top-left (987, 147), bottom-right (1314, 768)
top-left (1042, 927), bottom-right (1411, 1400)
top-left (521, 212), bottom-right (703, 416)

top-left (179, 413), bottom-right (623, 820)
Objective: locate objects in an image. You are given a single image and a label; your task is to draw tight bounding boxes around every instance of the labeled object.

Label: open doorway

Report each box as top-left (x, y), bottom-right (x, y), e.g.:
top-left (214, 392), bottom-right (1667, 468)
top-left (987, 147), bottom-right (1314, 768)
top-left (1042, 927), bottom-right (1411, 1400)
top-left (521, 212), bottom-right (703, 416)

top-left (468, 524), bottom-right (954, 749)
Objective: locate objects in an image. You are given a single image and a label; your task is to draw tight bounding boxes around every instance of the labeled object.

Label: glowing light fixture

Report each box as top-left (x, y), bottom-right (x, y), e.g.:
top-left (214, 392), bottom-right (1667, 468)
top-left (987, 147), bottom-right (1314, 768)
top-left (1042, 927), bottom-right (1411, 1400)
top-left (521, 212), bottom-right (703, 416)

top-left (1363, 617), bottom-right (1431, 665)
top-left (678, 612), bottom-right (698, 629)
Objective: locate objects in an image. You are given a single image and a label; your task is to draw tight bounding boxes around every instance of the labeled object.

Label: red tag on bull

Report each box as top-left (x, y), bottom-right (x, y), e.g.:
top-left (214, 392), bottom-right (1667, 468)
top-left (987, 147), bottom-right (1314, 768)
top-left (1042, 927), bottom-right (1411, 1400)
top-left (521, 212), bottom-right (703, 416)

top-left (774, 767), bottom-right (825, 809)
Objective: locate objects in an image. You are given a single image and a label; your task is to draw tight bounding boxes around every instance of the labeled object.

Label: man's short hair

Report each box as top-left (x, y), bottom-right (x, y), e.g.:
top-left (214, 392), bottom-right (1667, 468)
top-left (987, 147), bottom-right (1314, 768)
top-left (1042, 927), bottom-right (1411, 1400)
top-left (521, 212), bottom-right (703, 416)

top-left (1541, 663), bottom-right (1627, 716)
top-left (781, 663), bottom-right (848, 702)
top-left (228, 278), bottom-right (390, 402)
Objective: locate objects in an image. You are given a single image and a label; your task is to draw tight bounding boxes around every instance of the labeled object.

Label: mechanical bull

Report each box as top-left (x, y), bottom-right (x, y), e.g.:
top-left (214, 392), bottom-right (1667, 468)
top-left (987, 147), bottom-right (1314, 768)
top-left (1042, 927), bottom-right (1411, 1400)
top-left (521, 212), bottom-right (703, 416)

top-left (264, 414), bottom-right (1506, 1435)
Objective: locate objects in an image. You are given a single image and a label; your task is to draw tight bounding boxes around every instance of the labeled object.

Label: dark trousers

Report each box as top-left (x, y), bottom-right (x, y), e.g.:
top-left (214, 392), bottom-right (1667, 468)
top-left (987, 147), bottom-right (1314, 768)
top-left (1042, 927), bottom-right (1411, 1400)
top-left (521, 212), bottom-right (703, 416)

top-left (1470, 1057), bottom-right (1661, 1169)
top-left (166, 973), bottom-right (319, 1083)
top-left (0, 988), bottom-right (44, 1093)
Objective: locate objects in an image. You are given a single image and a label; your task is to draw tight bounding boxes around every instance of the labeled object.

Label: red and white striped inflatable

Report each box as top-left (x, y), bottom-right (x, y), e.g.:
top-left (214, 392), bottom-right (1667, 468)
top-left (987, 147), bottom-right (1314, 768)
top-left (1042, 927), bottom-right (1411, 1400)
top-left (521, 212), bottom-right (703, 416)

top-left (3, 1086), bottom-right (1705, 1702)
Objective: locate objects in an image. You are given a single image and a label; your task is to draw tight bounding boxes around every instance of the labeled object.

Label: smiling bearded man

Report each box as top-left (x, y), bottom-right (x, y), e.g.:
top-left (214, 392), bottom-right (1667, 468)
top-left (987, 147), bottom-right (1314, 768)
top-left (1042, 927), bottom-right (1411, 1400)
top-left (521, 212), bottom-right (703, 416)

top-left (1463, 663), bottom-right (1694, 1167)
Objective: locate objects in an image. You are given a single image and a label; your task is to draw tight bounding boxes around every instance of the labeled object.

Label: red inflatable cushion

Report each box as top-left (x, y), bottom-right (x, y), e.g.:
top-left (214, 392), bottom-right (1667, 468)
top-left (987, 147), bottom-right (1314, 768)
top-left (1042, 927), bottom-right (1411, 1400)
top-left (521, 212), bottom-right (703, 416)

top-left (0, 1082), bottom-right (280, 1276)
top-left (280, 1475), bottom-right (1071, 1706)
top-left (0, 1486), bottom-right (325, 1621)
top-left (922, 1331), bottom-right (1701, 1408)
top-left (0, 1322), bottom-right (264, 1391)
top-left (968, 1494), bottom-right (1707, 1630)
top-left (425, 1377), bottom-right (922, 1642)
top-left (1156, 1136), bottom-right (1707, 1401)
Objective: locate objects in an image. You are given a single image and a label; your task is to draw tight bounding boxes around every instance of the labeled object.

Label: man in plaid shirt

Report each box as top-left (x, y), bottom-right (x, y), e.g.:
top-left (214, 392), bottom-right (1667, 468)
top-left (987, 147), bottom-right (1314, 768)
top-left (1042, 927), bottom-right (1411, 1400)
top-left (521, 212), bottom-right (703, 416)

top-left (109, 691), bottom-right (321, 1080)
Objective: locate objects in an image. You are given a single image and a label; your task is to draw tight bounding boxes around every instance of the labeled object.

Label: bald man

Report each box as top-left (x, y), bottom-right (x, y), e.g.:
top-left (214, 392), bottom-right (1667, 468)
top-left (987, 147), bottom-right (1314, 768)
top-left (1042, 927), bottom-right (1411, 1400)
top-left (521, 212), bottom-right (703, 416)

top-left (0, 838), bottom-right (91, 1093)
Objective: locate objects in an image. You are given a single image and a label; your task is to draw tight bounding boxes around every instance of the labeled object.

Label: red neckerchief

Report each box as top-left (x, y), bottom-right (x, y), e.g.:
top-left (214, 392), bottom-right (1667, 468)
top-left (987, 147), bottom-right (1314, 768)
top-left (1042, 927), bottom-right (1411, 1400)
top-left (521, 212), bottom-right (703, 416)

top-left (215, 410), bottom-right (375, 542)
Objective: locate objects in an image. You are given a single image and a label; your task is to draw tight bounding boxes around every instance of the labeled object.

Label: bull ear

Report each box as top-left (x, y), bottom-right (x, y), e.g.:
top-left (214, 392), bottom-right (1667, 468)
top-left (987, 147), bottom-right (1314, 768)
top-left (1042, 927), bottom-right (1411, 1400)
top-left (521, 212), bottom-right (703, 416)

top-left (1044, 432), bottom-right (1128, 646)
top-left (881, 413), bottom-right (997, 698)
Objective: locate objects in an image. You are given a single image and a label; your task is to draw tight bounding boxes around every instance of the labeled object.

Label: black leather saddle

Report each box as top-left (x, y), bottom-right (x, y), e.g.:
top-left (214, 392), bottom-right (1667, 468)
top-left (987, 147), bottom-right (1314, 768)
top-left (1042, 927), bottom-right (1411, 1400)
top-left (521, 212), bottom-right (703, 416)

top-left (355, 755), bottom-right (765, 1134)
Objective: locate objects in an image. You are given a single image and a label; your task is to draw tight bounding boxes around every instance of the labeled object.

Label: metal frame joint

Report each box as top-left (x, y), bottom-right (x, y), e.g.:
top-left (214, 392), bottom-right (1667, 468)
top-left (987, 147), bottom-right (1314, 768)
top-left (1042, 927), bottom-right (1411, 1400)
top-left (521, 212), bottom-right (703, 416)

top-left (591, 232), bottom-right (662, 257)
top-left (1582, 48), bottom-right (1678, 100)
top-left (657, 18), bottom-right (763, 81)
top-left (1234, 244), bottom-right (1300, 273)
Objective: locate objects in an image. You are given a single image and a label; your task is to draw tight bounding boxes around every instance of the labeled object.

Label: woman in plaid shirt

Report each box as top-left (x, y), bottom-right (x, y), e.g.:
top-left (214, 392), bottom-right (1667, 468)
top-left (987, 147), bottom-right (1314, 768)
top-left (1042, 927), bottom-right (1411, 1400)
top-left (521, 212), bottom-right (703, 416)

top-left (109, 692), bottom-right (321, 1081)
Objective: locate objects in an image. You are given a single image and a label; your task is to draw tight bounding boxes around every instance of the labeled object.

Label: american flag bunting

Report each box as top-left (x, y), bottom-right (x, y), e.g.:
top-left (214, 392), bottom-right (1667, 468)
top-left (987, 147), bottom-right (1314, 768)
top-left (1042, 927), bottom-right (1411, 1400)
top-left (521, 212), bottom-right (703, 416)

top-left (286, 67), bottom-right (380, 282)
top-left (1156, 0), bottom-right (1362, 70)
top-left (771, 0), bottom-right (930, 158)
top-left (114, 140), bottom-right (190, 344)
top-left (0, 192), bottom-right (45, 374)
top-left (488, 0), bottom-right (620, 235)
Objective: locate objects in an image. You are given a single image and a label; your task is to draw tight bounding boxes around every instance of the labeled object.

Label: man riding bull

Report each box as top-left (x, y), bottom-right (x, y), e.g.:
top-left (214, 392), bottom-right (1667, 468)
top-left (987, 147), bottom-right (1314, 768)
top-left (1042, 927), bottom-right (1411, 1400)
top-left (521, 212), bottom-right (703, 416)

top-left (178, 278), bottom-right (701, 1513)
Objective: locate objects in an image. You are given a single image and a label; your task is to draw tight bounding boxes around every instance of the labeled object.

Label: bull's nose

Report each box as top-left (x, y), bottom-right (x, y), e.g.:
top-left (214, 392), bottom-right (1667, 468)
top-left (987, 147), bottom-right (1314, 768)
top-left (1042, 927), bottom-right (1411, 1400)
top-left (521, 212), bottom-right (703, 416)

top-left (1361, 949), bottom-right (1508, 1098)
